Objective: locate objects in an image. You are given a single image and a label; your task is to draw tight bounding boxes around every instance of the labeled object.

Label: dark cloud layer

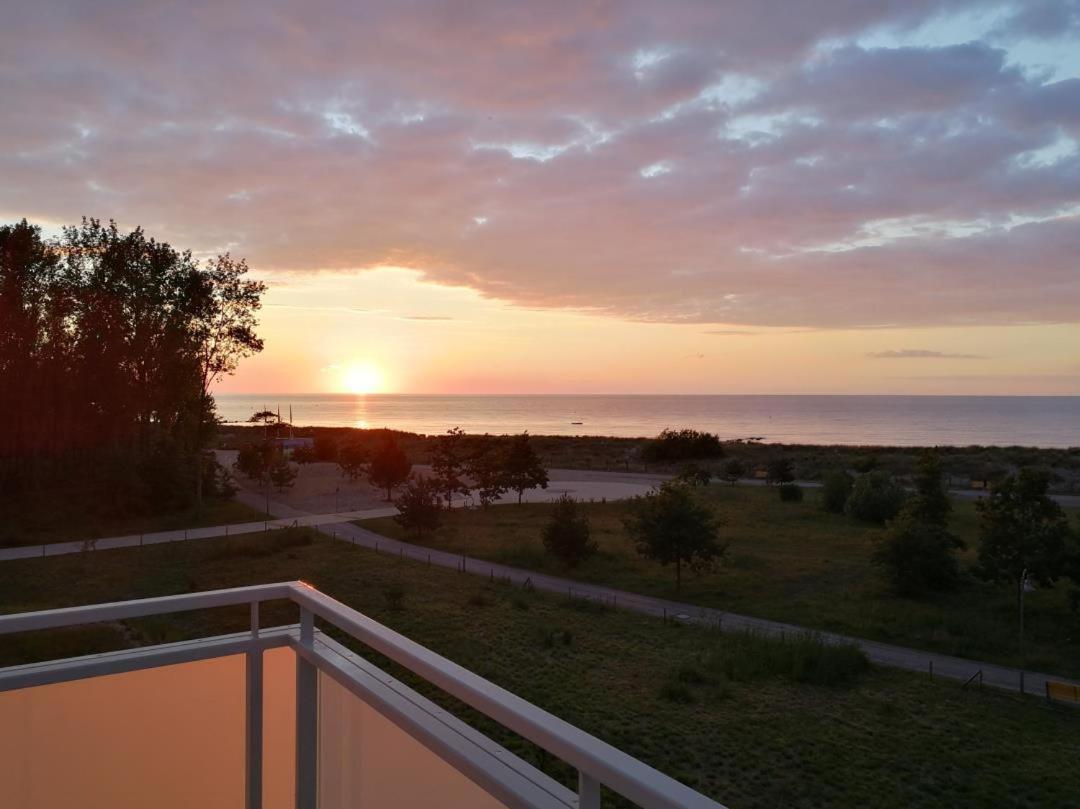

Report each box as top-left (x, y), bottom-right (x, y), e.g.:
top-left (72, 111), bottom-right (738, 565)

top-left (868, 349), bottom-right (987, 359)
top-left (2, 1), bottom-right (1078, 328)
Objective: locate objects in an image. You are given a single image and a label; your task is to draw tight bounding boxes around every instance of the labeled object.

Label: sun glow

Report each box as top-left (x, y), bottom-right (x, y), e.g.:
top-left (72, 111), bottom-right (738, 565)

top-left (341, 362), bottom-right (385, 395)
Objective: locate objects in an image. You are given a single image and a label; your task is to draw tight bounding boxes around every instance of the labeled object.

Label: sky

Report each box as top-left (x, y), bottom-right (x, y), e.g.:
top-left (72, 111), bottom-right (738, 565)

top-left (3, 1), bottom-right (1080, 395)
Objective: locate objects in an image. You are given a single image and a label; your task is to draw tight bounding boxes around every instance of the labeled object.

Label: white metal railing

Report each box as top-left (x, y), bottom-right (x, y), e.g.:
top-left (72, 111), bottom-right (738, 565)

top-left (0, 581), bottom-right (726, 809)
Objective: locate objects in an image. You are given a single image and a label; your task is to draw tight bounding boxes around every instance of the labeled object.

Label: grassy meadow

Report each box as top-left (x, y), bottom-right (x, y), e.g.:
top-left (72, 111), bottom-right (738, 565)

top-left (360, 485), bottom-right (1080, 676)
top-left (1, 528), bottom-right (1078, 808)
top-left (0, 496), bottom-right (267, 549)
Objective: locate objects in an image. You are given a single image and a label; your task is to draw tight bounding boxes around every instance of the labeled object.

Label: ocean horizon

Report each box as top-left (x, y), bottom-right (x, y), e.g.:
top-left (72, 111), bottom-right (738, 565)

top-left (214, 393), bottom-right (1080, 449)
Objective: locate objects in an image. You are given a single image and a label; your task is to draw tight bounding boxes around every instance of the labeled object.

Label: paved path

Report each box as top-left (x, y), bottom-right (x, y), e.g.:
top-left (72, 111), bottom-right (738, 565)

top-left (0, 507), bottom-right (398, 562)
top-left (6, 484), bottom-right (1077, 698)
top-left (242, 492), bottom-right (1079, 698)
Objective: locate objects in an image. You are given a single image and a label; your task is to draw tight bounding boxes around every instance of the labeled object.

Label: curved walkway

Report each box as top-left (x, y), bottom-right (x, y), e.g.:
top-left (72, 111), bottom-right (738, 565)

top-left (241, 492), bottom-right (1078, 698)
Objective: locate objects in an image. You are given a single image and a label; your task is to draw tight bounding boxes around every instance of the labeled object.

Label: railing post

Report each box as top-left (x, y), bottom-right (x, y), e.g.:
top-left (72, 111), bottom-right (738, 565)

top-left (578, 771), bottom-right (601, 809)
top-left (296, 607), bottom-right (318, 809)
top-left (246, 601), bottom-right (263, 809)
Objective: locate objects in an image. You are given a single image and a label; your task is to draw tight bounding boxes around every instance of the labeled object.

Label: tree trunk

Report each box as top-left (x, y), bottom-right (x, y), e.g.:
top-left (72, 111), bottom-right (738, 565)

top-left (676, 557), bottom-right (682, 590)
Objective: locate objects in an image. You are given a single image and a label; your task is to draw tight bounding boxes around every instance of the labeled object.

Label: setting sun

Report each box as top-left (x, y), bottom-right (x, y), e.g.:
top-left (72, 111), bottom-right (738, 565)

top-left (341, 362), bottom-right (385, 395)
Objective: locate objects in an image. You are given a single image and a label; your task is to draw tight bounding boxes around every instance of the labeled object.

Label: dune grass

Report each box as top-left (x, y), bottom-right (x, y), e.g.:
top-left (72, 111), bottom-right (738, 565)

top-left (359, 485), bottom-right (1080, 676)
top-left (0, 528), bottom-right (1078, 808)
top-left (0, 496), bottom-right (268, 549)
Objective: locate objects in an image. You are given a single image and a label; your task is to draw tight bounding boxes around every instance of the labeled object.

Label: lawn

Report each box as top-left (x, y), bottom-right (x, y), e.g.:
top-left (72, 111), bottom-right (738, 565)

top-left (359, 485), bottom-right (1080, 677)
top-left (0, 529), bottom-right (1078, 808)
top-left (0, 497), bottom-right (268, 548)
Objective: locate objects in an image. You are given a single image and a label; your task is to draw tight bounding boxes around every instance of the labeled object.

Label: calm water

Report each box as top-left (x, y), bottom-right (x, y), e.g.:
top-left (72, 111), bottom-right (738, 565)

top-left (214, 394), bottom-right (1080, 448)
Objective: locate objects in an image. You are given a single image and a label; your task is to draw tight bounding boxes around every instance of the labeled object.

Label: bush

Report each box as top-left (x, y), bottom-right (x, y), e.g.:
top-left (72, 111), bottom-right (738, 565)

top-left (541, 494), bottom-right (596, 568)
top-left (641, 429), bottom-right (724, 463)
top-left (820, 470), bottom-right (854, 513)
top-left (874, 511), bottom-right (964, 596)
top-left (394, 476), bottom-right (442, 537)
top-left (778, 483), bottom-right (803, 502)
top-left (845, 472), bottom-right (906, 524)
top-left (765, 456), bottom-right (795, 486)
top-left (675, 463), bottom-right (712, 487)
top-left (703, 632), bottom-right (868, 686)
top-left (720, 458), bottom-right (746, 485)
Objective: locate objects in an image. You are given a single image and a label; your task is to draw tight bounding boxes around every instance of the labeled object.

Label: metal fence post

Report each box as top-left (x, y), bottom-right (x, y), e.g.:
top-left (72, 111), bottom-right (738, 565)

top-left (246, 601), bottom-right (263, 809)
top-left (578, 771), bottom-right (601, 809)
top-left (296, 607), bottom-right (318, 809)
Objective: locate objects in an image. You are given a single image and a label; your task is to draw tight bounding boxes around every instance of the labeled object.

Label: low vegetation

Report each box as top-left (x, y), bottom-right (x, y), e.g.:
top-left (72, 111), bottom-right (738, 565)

top-left (1, 531), bottom-right (1078, 808)
top-left (360, 485), bottom-right (1080, 675)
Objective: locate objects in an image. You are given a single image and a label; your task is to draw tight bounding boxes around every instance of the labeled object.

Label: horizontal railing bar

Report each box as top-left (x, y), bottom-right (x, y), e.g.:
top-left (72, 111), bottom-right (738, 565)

top-left (0, 627), bottom-right (293, 693)
top-left (0, 582), bottom-right (726, 809)
top-left (293, 634), bottom-right (575, 809)
top-left (0, 582), bottom-right (295, 636)
top-left (288, 583), bottom-right (725, 809)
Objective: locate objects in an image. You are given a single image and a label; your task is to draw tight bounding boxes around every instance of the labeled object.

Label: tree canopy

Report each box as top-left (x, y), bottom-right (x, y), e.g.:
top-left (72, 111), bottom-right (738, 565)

top-left (0, 218), bottom-right (264, 515)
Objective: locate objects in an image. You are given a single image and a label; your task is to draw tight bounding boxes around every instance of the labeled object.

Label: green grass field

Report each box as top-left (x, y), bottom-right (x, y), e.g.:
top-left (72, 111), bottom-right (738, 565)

top-left (0, 497), bottom-right (268, 548)
top-left (1, 528), bottom-right (1078, 808)
top-left (359, 485), bottom-right (1080, 677)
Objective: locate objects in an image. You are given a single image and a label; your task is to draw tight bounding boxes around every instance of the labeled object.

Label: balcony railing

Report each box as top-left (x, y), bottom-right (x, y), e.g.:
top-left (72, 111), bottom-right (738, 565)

top-left (0, 581), bottom-right (726, 809)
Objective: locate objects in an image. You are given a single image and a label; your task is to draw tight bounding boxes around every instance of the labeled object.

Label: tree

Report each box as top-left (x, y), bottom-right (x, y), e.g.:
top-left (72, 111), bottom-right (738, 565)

top-left (845, 472), bottom-right (906, 524)
top-left (467, 438), bottom-right (508, 507)
top-left (765, 456), bottom-right (794, 486)
top-left (820, 470), bottom-right (854, 514)
top-left (623, 482), bottom-right (726, 588)
top-left (190, 253), bottom-right (265, 503)
top-left (907, 451), bottom-right (952, 525)
top-left (268, 455), bottom-right (298, 493)
top-left (875, 512), bottom-right (964, 596)
top-left (337, 441), bottom-right (368, 481)
top-left (502, 432), bottom-right (548, 504)
top-left (541, 494), bottom-right (596, 568)
top-left (641, 429), bottom-right (725, 463)
top-left (431, 427), bottom-right (471, 508)
top-left (976, 469), bottom-right (1072, 609)
top-left (235, 442), bottom-right (273, 482)
top-left (675, 463), bottom-right (712, 487)
top-left (369, 434), bottom-right (412, 501)
top-left (394, 475), bottom-right (442, 537)
top-left (0, 218), bottom-right (263, 522)
top-left (778, 483), bottom-right (803, 502)
top-left (719, 458), bottom-right (745, 486)
top-left (874, 453), bottom-right (963, 596)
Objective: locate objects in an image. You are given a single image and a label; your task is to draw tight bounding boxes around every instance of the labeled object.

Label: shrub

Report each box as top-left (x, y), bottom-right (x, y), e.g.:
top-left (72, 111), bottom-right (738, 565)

top-left (541, 494), bottom-right (596, 568)
top-left (874, 512), bottom-right (964, 596)
top-left (641, 429), bottom-right (724, 462)
top-left (778, 483), bottom-right (803, 502)
top-left (383, 585), bottom-right (405, 611)
top-left (845, 472), bottom-right (906, 524)
top-left (394, 475), bottom-right (442, 537)
top-left (720, 458), bottom-right (746, 485)
top-left (765, 456), bottom-right (795, 486)
top-left (658, 681), bottom-right (697, 704)
top-left (703, 632), bottom-right (868, 686)
top-left (675, 463), bottom-right (713, 487)
top-left (820, 470), bottom-right (854, 513)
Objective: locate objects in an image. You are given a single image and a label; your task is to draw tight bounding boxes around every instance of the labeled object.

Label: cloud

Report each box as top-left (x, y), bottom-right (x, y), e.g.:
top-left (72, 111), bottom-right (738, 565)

top-left (2, 1), bottom-right (1080, 329)
top-left (868, 349), bottom-right (987, 359)
top-left (703, 330), bottom-right (759, 336)
top-left (400, 315), bottom-right (454, 321)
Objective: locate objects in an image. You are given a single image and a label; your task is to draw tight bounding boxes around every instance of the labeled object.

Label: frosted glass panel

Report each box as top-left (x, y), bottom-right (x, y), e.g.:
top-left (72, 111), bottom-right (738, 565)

top-left (317, 672), bottom-right (506, 809)
top-left (0, 655), bottom-right (245, 809)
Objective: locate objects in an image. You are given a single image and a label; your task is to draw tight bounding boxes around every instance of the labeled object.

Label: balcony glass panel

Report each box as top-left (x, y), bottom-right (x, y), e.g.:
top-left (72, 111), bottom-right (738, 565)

top-left (317, 669), bottom-right (506, 808)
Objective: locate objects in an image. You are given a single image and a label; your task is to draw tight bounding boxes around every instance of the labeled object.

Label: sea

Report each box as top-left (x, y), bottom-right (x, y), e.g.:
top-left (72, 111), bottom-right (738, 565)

top-left (213, 394), bottom-right (1080, 448)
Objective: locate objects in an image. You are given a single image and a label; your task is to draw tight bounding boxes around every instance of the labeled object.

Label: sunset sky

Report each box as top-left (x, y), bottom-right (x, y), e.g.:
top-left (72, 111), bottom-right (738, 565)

top-left (3, 1), bottom-right (1079, 395)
